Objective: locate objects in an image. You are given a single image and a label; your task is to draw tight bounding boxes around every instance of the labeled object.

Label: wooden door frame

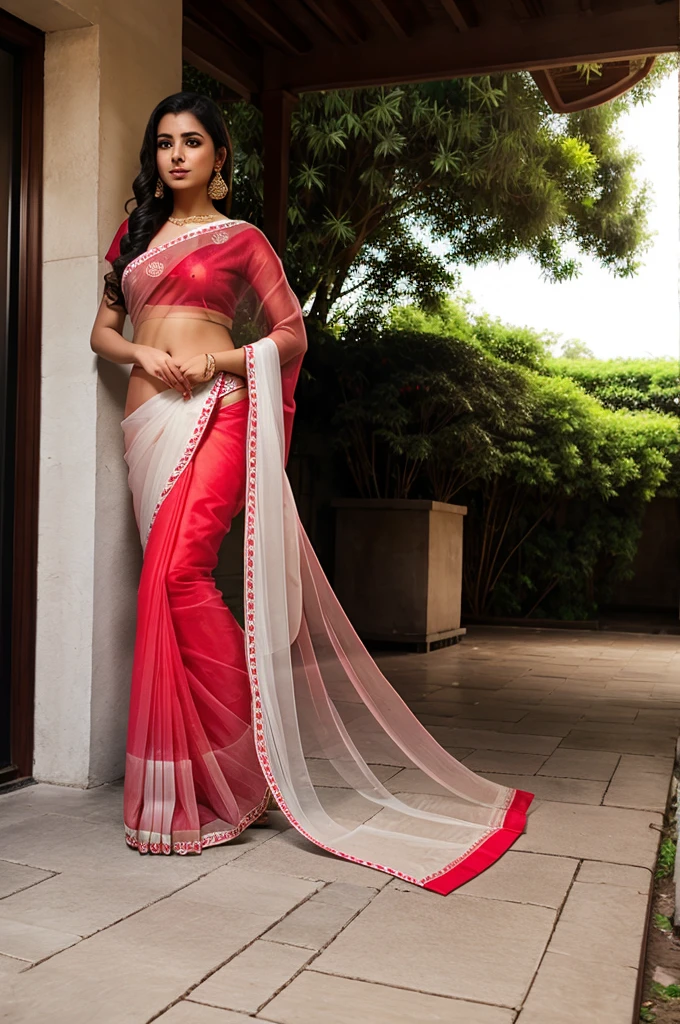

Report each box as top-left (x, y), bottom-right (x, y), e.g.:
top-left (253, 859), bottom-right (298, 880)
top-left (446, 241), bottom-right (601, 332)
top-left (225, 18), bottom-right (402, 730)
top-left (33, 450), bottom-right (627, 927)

top-left (0, 9), bottom-right (43, 784)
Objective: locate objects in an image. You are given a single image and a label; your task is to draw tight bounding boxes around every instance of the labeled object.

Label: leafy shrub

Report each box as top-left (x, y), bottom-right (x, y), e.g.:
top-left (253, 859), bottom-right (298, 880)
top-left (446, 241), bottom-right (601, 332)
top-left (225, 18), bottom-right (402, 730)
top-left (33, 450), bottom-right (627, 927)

top-left (296, 304), bottom-right (680, 619)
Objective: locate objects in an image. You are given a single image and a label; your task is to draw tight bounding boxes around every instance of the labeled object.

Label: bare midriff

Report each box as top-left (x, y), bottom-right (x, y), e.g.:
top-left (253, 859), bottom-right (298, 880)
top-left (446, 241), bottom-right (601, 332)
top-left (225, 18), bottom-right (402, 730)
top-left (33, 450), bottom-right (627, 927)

top-left (124, 314), bottom-right (247, 419)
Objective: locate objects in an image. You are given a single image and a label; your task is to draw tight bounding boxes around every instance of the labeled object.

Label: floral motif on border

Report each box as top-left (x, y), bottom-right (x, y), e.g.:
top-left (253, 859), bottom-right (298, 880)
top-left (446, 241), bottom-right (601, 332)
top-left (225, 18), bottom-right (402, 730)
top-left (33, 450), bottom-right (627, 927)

top-left (144, 373), bottom-right (224, 547)
top-left (123, 792), bottom-right (268, 855)
top-left (122, 218), bottom-right (244, 283)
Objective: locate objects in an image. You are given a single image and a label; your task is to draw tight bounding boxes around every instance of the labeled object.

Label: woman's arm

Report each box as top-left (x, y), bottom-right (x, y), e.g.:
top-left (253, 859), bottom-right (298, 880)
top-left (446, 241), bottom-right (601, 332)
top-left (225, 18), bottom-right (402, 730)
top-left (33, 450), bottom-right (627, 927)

top-left (90, 294), bottom-right (191, 393)
top-left (90, 293), bottom-right (139, 365)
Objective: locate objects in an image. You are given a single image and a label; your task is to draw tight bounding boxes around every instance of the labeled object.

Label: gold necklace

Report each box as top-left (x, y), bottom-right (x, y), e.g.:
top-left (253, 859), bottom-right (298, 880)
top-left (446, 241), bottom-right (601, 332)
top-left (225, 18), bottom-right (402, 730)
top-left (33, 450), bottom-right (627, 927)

top-left (167, 214), bottom-right (220, 225)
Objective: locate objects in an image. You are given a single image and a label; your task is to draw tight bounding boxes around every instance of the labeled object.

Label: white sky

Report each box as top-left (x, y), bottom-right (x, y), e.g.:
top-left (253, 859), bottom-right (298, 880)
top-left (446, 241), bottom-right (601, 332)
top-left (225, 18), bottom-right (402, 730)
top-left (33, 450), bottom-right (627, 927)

top-left (456, 73), bottom-right (680, 360)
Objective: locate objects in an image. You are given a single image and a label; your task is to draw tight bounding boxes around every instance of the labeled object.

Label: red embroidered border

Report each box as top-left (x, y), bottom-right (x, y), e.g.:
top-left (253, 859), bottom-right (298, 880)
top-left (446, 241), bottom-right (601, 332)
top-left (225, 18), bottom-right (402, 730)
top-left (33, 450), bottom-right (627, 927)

top-left (122, 218), bottom-right (242, 283)
top-left (124, 792), bottom-right (269, 856)
top-left (242, 343), bottom-right (533, 894)
top-left (144, 373), bottom-right (225, 545)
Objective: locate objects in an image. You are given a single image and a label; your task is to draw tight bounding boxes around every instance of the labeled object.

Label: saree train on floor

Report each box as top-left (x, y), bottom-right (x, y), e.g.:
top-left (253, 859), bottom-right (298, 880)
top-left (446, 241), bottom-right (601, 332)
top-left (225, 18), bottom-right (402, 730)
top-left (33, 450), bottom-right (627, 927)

top-left (109, 217), bottom-right (533, 895)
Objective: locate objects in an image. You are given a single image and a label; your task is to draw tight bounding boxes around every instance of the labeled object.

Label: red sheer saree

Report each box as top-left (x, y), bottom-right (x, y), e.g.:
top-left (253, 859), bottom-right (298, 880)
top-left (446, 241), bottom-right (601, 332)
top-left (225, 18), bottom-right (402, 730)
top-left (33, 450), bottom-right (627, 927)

top-left (118, 218), bottom-right (533, 892)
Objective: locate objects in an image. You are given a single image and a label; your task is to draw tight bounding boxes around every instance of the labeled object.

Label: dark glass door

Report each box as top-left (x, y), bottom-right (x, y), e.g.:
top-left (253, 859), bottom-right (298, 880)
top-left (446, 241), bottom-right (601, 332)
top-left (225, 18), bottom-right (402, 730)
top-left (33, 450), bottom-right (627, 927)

top-left (0, 10), bottom-right (43, 786)
top-left (0, 42), bottom-right (20, 776)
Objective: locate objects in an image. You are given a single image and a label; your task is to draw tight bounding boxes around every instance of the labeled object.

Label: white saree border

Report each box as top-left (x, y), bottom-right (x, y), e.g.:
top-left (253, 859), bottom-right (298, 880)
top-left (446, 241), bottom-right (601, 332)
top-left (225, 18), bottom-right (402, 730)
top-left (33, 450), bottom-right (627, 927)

top-left (243, 338), bottom-right (533, 893)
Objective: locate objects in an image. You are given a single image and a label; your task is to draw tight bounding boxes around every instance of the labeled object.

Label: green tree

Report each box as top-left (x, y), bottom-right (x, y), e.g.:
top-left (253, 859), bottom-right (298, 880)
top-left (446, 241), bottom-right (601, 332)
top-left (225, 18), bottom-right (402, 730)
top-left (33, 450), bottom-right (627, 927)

top-left (559, 338), bottom-right (595, 359)
top-left (184, 62), bottom-right (672, 325)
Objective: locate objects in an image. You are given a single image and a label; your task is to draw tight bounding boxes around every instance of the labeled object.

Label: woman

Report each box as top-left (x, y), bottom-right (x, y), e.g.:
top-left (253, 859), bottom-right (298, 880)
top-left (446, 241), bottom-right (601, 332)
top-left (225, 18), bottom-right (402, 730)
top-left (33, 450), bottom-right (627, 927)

top-left (91, 91), bottom-right (533, 894)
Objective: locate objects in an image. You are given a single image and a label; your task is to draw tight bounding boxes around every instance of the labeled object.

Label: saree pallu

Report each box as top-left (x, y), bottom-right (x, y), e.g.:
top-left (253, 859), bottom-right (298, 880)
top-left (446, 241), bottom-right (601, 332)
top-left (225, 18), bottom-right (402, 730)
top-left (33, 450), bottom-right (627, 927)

top-left (120, 335), bottom-right (533, 893)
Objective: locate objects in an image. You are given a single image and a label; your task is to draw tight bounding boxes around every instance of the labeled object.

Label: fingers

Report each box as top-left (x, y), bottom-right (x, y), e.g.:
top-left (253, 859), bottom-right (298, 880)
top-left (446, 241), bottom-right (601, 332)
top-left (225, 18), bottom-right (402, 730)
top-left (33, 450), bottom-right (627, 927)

top-left (164, 357), bottom-right (191, 392)
top-left (155, 365), bottom-right (186, 394)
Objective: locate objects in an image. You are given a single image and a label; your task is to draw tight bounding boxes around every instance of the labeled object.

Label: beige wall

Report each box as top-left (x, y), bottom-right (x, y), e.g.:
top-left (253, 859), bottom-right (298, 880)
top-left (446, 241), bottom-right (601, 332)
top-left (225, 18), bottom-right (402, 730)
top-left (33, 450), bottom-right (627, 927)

top-left (7, 0), bottom-right (183, 785)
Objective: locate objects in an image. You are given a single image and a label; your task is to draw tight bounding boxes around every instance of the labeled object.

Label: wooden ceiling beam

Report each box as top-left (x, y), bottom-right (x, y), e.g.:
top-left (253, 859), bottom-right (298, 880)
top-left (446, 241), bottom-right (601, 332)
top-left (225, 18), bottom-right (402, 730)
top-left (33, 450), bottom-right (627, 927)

top-left (365, 0), bottom-right (413, 39)
top-left (301, 0), bottom-right (367, 45)
top-left (183, 17), bottom-right (261, 100)
top-left (439, 0), bottom-right (477, 32)
top-left (512, 1), bottom-right (545, 17)
top-left (186, 0), bottom-right (259, 57)
top-left (221, 0), bottom-right (312, 54)
top-left (275, 4), bottom-right (678, 92)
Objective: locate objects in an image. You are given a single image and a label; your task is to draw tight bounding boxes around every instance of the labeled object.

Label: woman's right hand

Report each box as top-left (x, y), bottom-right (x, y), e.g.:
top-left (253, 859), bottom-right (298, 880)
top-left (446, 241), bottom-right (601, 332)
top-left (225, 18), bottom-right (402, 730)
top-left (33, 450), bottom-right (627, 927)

top-left (136, 346), bottom-right (191, 395)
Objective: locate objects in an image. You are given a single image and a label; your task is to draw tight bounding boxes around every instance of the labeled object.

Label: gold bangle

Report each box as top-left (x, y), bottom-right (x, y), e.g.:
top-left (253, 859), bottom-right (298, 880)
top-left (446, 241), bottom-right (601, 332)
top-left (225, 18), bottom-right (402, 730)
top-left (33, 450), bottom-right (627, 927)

top-left (203, 352), bottom-right (216, 380)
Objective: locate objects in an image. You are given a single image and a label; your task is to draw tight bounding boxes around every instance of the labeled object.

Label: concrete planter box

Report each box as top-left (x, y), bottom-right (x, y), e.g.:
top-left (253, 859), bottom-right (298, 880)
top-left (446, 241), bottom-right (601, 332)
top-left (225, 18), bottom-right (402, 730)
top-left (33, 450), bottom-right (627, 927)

top-left (332, 498), bottom-right (467, 651)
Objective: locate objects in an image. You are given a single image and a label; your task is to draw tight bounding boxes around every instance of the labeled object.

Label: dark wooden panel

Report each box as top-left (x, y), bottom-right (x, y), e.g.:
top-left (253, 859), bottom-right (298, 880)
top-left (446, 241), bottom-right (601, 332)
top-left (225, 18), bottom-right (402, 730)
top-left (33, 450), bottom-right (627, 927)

top-left (274, 3), bottom-right (678, 91)
top-left (0, 8), bottom-right (44, 782)
top-left (183, 16), bottom-right (261, 98)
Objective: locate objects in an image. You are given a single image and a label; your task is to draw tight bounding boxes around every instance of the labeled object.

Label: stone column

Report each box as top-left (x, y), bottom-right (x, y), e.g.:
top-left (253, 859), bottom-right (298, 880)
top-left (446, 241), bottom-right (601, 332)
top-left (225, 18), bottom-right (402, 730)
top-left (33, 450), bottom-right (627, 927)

top-left (6, 0), bottom-right (183, 786)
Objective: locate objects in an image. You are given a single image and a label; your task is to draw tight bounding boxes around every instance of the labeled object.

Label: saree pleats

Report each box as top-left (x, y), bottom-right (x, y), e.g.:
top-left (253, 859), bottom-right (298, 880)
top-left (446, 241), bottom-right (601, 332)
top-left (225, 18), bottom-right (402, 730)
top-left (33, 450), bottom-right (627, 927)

top-left (123, 393), bottom-right (268, 854)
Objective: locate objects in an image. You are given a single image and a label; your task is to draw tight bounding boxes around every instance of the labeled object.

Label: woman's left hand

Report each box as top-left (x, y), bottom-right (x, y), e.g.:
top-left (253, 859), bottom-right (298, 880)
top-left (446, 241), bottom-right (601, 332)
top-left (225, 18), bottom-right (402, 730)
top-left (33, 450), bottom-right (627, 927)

top-left (177, 354), bottom-right (216, 397)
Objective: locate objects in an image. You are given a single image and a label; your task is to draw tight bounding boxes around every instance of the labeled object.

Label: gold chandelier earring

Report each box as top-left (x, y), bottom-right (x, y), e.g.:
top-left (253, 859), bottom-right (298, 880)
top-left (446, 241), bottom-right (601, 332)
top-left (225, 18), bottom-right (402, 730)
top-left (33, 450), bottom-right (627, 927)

top-left (207, 166), bottom-right (228, 200)
top-left (154, 177), bottom-right (165, 198)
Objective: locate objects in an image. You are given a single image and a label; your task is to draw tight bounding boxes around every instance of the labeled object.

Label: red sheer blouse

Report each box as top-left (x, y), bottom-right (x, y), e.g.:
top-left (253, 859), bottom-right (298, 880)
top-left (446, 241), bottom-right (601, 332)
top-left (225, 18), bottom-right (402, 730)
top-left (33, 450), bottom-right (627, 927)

top-left (105, 217), bottom-right (307, 368)
top-left (106, 217), bottom-right (307, 458)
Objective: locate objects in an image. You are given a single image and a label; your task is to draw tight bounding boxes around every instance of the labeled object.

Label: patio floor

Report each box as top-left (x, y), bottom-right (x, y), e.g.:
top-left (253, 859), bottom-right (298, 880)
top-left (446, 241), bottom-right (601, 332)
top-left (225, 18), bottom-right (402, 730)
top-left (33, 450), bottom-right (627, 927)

top-left (1, 626), bottom-right (678, 1024)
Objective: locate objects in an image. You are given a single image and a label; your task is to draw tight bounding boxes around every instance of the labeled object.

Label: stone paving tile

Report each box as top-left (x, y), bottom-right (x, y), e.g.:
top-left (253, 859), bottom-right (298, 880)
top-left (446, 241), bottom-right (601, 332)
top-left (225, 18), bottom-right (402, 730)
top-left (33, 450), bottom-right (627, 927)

top-left (2, 627), bottom-right (678, 1024)
top-left (516, 952), bottom-right (638, 1024)
top-left (263, 968), bottom-right (516, 1024)
top-left (0, 915), bottom-right (80, 962)
top-left (0, 782), bottom-right (124, 830)
top-left (603, 760), bottom-right (671, 812)
top-left (576, 860), bottom-right (651, 891)
top-left (548, 880), bottom-right (648, 968)
top-left (537, 748), bottom-right (620, 780)
top-left (421, 687), bottom-right (492, 703)
top-left (568, 719), bottom-right (679, 739)
top-left (514, 801), bottom-right (663, 869)
top-left (189, 939), bottom-right (312, 1014)
top-left (636, 708), bottom-right (680, 725)
top-left (0, 809), bottom-right (273, 881)
top-left (313, 886), bottom-right (555, 1008)
top-left (0, 860), bottom-right (53, 900)
top-left (393, 851), bottom-right (577, 909)
top-left (0, 813), bottom-right (101, 872)
top-left (0, 952), bottom-right (29, 978)
top-left (618, 753), bottom-right (675, 775)
top-left (266, 883), bottom-right (373, 950)
top-left (461, 750), bottom-right (548, 774)
top-left (3, 868), bottom-right (320, 1024)
top-left (440, 703), bottom-right (531, 721)
top-left (579, 707), bottom-right (639, 723)
top-left (478, 772), bottom-right (607, 805)
top-left (232, 828), bottom-right (393, 889)
top-left (160, 1003), bottom-right (274, 1023)
top-left (428, 726), bottom-right (560, 755)
top-left (559, 728), bottom-right (676, 756)
top-left (0, 863), bottom-right (189, 938)
top-left (312, 881), bottom-right (380, 907)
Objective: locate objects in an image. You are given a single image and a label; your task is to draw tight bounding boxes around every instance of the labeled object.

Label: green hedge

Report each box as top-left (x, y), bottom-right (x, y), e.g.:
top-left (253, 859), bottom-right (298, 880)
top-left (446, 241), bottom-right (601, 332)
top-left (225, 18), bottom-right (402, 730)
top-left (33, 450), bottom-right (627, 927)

top-left (547, 357), bottom-right (680, 416)
top-left (296, 304), bottom-right (680, 619)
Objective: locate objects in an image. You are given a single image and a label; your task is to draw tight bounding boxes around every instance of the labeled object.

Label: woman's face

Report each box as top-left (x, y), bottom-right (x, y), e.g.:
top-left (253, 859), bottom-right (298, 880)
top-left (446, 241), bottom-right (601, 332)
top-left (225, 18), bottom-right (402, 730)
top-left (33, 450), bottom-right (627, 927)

top-left (155, 110), bottom-right (226, 194)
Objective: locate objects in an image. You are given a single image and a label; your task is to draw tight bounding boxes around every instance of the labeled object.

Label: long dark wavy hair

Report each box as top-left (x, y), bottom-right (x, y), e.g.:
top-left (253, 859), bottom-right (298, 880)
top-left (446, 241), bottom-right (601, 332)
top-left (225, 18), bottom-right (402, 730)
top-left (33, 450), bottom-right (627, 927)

top-left (104, 91), bottom-right (234, 312)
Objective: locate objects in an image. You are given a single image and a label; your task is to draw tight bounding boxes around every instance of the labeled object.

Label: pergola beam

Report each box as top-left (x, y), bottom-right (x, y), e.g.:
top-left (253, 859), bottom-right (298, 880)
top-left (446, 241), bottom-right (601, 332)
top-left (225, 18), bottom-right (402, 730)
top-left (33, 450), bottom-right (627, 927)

top-left (183, 18), bottom-right (259, 99)
top-left (301, 0), bottom-right (366, 45)
top-left (366, 0), bottom-right (413, 39)
top-left (224, 0), bottom-right (312, 55)
top-left (262, 88), bottom-right (298, 254)
top-left (276, 5), bottom-right (678, 92)
top-left (439, 1), bottom-right (477, 32)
